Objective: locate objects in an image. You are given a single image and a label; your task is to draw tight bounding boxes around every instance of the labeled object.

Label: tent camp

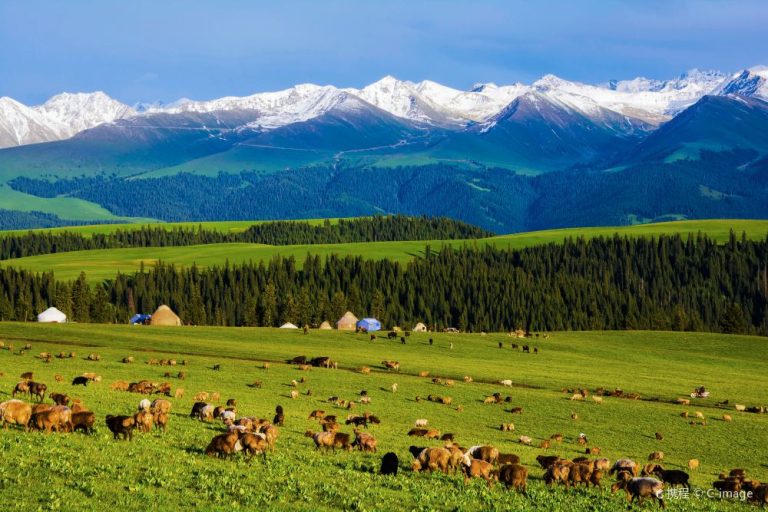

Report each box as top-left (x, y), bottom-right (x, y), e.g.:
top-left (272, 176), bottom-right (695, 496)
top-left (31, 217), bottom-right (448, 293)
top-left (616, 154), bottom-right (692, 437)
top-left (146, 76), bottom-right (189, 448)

top-left (336, 311), bottom-right (358, 330)
top-left (357, 318), bottom-right (382, 332)
top-left (280, 322), bottom-right (299, 329)
top-left (37, 307), bottom-right (67, 323)
top-left (130, 314), bottom-right (152, 325)
top-left (413, 322), bottom-right (428, 332)
top-left (149, 305), bottom-right (181, 326)
top-left (318, 321), bottom-right (333, 330)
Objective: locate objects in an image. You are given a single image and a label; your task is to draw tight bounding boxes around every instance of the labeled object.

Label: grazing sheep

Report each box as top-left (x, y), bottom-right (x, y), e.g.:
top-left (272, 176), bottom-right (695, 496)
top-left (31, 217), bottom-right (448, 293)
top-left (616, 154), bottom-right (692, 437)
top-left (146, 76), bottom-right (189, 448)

top-left (536, 455), bottom-right (561, 469)
top-left (722, 414), bottom-right (732, 422)
top-left (463, 376), bottom-right (472, 382)
top-left (655, 432), bottom-right (664, 440)
top-left (586, 447), bottom-right (600, 455)
top-left (12, 381), bottom-right (30, 398)
top-left (381, 361), bottom-right (400, 372)
top-left (308, 410), bottom-right (325, 420)
top-left (687, 459), bottom-right (699, 471)
top-left (460, 454), bottom-right (495, 487)
top-left (539, 440), bottom-right (551, 449)
top-left (0, 400), bottom-right (33, 431)
top-left (290, 390), bottom-right (299, 399)
top-left (465, 445), bottom-right (499, 465)
top-left (50, 393), bottom-right (70, 406)
top-left (499, 379), bottom-right (513, 387)
top-left (676, 398), bottom-right (691, 405)
top-left (424, 429), bottom-right (441, 440)
top-left (694, 411), bottom-right (704, 419)
top-left (734, 404), bottom-right (746, 412)
top-left (518, 435), bottom-right (532, 446)
top-left (205, 431), bottom-right (239, 458)
top-left (500, 423), bottom-right (515, 432)
top-left (106, 415), bottom-right (135, 441)
top-left (440, 433), bottom-right (454, 442)
top-left (571, 412), bottom-right (579, 421)
top-left (414, 419), bottom-right (428, 427)
top-left (498, 453), bottom-right (521, 465)
top-left (380, 452), bottom-right (399, 476)
top-left (544, 461), bottom-right (572, 486)
top-left (509, 406), bottom-right (523, 414)
top-left (353, 429), bottom-right (377, 452)
top-left (418, 371), bottom-right (430, 377)
top-left (652, 466), bottom-right (690, 489)
top-left (133, 410), bottom-right (154, 433)
top-left (648, 451), bottom-right (664, 462)
top-left (551, 433), bottom-right (564, 442)
top-left (611, 477), bottom-right (666, 509)
top-left (391, 383), bottom-right (398, 393)
top-left (71, 411), bottom-right (95, 434)
top-left (592, 396), bottom-right (603, 404)
top-left (412, 447), bottom-right (451, 473)
top-left (174, 388), bottom-right (184, 399)
top-left (610, 459), bottom-right (640, 477)
top-left (408, 428), bottom-right (429, 437)
top-left (680, 411), bottom-right (689, 418)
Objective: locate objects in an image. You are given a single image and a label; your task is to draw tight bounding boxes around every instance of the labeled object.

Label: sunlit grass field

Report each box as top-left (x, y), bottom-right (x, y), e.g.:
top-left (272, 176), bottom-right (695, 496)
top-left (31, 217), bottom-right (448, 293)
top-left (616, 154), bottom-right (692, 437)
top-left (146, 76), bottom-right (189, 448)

top-left (0, 323), bottom-right (765, 510)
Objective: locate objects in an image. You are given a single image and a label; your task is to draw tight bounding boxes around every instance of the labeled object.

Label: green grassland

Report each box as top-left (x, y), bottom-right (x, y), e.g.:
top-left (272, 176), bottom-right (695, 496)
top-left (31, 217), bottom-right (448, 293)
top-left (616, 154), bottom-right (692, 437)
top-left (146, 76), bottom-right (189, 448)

top-left (0, 324), bottom-right (765, 510)
top-left (4, 219), bottom-right (768, 282)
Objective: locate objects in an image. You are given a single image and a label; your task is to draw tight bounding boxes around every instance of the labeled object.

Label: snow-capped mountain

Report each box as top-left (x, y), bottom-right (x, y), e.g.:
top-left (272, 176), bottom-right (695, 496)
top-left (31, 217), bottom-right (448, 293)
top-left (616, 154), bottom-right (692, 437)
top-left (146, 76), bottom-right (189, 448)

top-left (0, 92), bottom-right (134, 148)
top-left (0, 97), bottom-right (62, 147)
top-left (713, 66), bottom-right (768, 100)
top-left (1, 66), bottom-right (765, 149)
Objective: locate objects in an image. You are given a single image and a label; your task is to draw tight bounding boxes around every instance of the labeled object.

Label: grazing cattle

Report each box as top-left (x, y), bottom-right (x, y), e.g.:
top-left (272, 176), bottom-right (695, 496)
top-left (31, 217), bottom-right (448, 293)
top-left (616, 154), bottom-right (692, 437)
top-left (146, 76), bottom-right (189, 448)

top-left (380, 452), bottom-right (399, 476)
top-left (28, 382), bottom-right (47, 402)
top-left (0, 400), bottom-right (33, 431)
top-left (611, 477), bottom-right (666, 509)
top-left (72, 376), bottom-right (89, 387)
top-left (105, 415), bottom-right (135, 441)
top-left (71, 411), bottom-right (95, 434)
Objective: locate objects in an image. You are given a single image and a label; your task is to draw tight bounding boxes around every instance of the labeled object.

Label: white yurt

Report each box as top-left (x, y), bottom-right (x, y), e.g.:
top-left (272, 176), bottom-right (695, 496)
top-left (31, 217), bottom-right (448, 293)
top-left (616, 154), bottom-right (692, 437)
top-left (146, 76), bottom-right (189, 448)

top-left (280, 322), bottom-right (299, 329)
top-left (37, 307), bottom-right (67, 323)
top-left (413, 322), bottom-right (428, 332)
top-left (318, 321), bottom-right (333, 330)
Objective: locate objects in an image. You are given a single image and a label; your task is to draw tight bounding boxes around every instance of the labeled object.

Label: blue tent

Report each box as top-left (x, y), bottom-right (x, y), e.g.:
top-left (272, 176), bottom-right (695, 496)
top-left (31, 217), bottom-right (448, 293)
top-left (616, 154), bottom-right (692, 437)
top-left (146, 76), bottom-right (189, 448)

top-left (356, 318), bottom-right (382, 332)
top-left (130, 314), bottom-right (152, 325)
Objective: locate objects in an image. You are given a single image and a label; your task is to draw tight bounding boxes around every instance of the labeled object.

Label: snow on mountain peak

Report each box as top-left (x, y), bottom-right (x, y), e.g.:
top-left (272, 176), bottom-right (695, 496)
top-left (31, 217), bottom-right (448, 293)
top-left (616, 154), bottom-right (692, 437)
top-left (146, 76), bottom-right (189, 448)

top-left (36, 91), bottom-right (135, 137)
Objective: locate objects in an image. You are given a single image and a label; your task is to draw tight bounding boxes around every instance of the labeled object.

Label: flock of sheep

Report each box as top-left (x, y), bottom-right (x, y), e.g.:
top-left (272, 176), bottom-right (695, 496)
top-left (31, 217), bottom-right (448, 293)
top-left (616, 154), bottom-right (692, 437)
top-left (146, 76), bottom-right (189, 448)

top-left (1, 343), bottom-right (766, 509)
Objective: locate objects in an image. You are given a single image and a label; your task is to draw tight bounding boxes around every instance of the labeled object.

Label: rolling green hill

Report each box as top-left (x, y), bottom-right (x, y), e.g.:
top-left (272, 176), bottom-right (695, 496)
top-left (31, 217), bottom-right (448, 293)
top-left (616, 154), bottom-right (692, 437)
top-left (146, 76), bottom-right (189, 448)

top-left (4, 219), bottom-right (767, 282)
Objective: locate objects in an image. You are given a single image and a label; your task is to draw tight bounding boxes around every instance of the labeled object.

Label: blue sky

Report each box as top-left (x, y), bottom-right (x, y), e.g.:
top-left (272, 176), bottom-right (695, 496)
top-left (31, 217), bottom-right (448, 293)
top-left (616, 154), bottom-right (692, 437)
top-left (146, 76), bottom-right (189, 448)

top-left (1, 0), bottom-right (766, 105)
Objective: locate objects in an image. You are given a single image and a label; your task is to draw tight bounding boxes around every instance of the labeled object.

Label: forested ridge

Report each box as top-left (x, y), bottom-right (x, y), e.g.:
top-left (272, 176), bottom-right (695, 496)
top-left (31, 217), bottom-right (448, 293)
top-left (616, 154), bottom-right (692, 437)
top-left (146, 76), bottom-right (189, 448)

top-left (1, 232), bottom-right (766, 335)
top-left (0, 215), bottom-right (491, 260)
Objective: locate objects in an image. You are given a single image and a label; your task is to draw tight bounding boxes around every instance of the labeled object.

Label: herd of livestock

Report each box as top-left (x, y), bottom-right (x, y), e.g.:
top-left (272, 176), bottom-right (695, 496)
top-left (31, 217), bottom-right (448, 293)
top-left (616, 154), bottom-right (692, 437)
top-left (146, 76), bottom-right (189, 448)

top-left (1, 347), bottom-right (767, 509)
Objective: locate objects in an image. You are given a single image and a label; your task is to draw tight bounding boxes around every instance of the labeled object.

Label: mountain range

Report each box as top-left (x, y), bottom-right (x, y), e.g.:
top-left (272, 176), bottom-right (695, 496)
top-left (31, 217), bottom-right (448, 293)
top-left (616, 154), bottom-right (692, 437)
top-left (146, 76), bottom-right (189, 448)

top-left (0, 66), bottom-right (767, 232)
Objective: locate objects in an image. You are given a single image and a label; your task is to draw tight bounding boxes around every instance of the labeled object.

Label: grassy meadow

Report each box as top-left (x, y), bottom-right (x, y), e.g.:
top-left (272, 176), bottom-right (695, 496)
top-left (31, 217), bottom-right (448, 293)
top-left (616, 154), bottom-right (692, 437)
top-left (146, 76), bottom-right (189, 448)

top-left (0, 323), bottom-right (766, 510)
top-left (4, 219), bottom-right (768, 282)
